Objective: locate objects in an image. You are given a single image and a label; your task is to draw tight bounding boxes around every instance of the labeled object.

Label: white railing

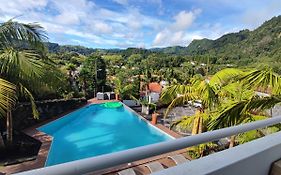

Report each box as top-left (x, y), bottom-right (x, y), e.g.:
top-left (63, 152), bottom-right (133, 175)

top-left (15, 116), bottom-right (281, 175)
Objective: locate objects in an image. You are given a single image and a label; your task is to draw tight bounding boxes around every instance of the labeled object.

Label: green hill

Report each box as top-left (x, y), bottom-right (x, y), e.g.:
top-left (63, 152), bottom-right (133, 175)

top-left (186, 15), bottom-right (281, 66)
top-left (46, 15), bottom-right (281, 67)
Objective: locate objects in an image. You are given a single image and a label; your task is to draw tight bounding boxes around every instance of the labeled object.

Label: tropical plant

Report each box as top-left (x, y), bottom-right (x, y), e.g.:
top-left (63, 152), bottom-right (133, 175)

top-left (0, 79), bottom-right (16, 148)
top-left (187, 142), bottom-right (218, 159)
top-left (171, 112), bottom-right (212, 135)
top-left (0, 20), bottom-right (60, 146)
top-left (66, 63), bottom-right (78, 91)
top-left (141, 64), bottom-right (153, 97)
top-left (113, 78), bottom-right (135, 100)
top-left (161, 67), bottom-right (279, 140)
top-left (160, 72), bottom-right (222, 135)
top-left (209, 67), bottom-right (281, 147)
top-left (79, 55), bottom-right (106, 98)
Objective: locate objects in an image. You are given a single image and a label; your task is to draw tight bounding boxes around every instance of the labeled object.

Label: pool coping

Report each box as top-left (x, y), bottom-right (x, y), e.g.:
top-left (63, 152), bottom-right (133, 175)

top-left (122, 103), bottom-right (176, 139)
top-left (1, 99), bottom-right (182, 174)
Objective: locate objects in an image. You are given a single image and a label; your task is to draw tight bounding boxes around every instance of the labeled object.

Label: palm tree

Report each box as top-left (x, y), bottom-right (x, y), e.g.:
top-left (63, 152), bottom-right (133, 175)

top-left (0, 20), bottom-right (60, 145)
top-left (66, 63), bottom-right (78, 91)
top-left (160, 74), bottom-right (219, 135)
top-left (142, 67), bottom-right (152, 97)
top-left (113, 78), bottom-right (123, 100)
top-left (209, 67), bottom-right (281, 147)
top-left (160, 68), bottom-right (248, 135)
top-left (0, 79), bottom-right (16, 148)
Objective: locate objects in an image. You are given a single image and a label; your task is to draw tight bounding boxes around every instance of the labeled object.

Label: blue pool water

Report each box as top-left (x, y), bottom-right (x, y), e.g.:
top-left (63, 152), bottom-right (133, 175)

top-left (38, 102), bottom-right (172, 166)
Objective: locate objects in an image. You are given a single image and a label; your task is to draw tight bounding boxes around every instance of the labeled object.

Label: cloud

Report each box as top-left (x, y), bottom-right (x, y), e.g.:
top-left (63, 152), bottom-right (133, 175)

top-left (0, 0), bottom-right (162, 48)
top-left (0, 0), bottom-right (279, 48)
top-left (153, 9), bottom-right (202, 47)
top-left (112, 0), bottom-right (128, 6)
top-left (241, 0), bottom-right (281, 29)
top-left (171, 10), bottom-right (200, 31)
top-left (148, 0), bottom-right (164, 15)
top-left (93, 22), bottom-right (113, 34)
top-left (55, 12), bottom-right (80, 25)
top-left (51, 0), bottom-right (95, 25)
top-left (0, 0), bottom-right (47, 15)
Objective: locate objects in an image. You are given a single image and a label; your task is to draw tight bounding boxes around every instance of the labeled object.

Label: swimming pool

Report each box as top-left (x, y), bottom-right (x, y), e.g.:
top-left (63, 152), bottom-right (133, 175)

top-left (38, 102), bottom-right (173, 166)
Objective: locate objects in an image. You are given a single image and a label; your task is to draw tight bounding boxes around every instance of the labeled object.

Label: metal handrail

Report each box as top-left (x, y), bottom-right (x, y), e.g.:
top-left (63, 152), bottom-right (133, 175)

top-left (15, 116), bottom-right (281, 175)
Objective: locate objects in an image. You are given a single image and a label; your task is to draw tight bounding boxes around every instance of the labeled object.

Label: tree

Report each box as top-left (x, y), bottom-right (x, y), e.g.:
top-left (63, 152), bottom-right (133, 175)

top-left (160, 68), bottom-right (248, 136)
top-left (209, 67), bottom-right (281, 147)
top-left (79, 54), bottom-right (106, 98)
top-left (0, 20), bottom-right (60, 145)
top-left (66, 63), bottom-right (78, 92)
top-left (160, 74), bottom-right (219, 135)
top-left (0, 79), bottom-right (16, 148)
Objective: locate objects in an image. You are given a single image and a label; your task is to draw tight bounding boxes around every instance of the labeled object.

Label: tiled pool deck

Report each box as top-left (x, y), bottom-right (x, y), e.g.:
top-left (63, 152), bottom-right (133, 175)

top-left (1, 99), bottom-right (187, 175)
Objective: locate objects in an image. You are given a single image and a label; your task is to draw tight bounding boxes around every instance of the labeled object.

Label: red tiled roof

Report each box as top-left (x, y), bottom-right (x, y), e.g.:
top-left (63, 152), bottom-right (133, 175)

top-left (149, 82), bottom-right (162, 93)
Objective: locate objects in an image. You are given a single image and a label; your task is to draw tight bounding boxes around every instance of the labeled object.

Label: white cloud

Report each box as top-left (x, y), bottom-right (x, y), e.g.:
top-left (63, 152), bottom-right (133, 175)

top-left (112, 0), bottom-right (128, 6)
top-left (153, 9), bottom-right (202, 47)
top-left (241, 0), bottom-right (281, 29)
top-left (71, 39), bottom-right (90, 45)
top-left (0, 0), bottom-right (158, 47)
top-left (148, 0), bottom-right (164, 15)
top-left (0, 0), bottom-right (47, 15)
top-left (92, 21), bottom-right (113, 34)
top-left (0, 0), bottom-right (280, 48)
top-left (172, 9), bottom-right (201, 31)
top-left (51, 0), bottom-right (95, 25)
top-left (55, 12), bottom-right (80, 25)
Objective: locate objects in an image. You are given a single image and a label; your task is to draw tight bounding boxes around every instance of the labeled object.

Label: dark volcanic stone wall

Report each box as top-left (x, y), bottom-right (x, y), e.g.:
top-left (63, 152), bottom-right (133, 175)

top-left (11, 98), bottom-right (87, 130)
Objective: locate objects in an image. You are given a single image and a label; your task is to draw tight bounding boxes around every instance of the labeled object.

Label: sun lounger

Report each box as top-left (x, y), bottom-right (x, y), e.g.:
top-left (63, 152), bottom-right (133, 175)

top-left (144, 162), bottom-right (165, 173)
top-left (118, 168), bottom-right (137, 175)
top-left (168, 154), bottom-right (190, 165)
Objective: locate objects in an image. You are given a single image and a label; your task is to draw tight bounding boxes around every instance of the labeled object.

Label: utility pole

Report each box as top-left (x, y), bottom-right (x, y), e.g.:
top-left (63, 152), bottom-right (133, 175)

top-left (95, 58), bottom-right (98, 97)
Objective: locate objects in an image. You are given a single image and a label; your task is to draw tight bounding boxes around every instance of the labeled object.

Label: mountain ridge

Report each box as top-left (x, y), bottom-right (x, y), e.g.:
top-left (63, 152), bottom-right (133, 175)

top-left (46, 15), bottom-right (281, 60)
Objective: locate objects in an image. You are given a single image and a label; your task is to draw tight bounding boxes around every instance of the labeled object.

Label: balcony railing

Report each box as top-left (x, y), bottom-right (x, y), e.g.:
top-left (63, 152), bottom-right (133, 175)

top-left (15, 116), bottom-right (281, 175)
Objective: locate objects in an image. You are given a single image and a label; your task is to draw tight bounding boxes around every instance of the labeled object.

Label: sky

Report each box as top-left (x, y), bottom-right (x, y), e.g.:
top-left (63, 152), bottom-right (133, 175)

top-left (0, 0), bottom-right (281, 49)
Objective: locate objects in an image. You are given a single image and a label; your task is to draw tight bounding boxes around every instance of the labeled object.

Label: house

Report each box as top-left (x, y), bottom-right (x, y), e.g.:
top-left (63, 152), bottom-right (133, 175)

top-left (140, 82), bottom-right (162, 103)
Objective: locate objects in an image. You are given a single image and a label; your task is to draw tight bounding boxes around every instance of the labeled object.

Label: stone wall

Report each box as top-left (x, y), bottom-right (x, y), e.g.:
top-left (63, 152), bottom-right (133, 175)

top-left (11, 98), bottom-right (87, 130)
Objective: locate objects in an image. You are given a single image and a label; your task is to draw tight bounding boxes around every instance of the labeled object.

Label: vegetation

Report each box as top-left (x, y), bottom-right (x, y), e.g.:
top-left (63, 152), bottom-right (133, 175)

top-left (186, 16), bottom-right (281, 71)
top-left (1, 15), bottom-right (281, 162)
top-left (161, 67), bottom-right (281, 152)
top-left (0, 20), bottom-right (61, 148)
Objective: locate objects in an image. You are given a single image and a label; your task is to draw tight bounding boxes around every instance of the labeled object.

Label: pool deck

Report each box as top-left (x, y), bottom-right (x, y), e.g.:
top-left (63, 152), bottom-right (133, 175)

top-left (1, 99), bottom-right (186, 175)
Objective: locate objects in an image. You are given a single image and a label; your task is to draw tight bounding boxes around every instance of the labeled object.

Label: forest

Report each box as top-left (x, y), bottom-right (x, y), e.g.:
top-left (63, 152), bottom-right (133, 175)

top-left (43, 15), bottom-right (281, 100)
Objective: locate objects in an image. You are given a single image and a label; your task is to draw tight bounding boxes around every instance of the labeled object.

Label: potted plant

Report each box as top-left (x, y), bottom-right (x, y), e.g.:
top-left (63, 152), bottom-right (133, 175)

top-left (141, 99), bottom-right (150, 115)
top-left (113, 78), bottom-right (122, 100)
top-left (150, 103), bottom-right (159, 125)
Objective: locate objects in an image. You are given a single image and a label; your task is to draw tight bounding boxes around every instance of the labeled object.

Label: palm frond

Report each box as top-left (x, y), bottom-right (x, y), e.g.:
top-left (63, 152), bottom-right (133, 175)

top-left (164, 92), bottom-right (196, 117)
top-left (237, 130), bottom-right (261, 144)
top-left (0, 48), bottom-right (44, 80)
top-left (0, 20), bottom-right (47, 51)
top-left (241, 68), bottom-right (281, 94)
top-left (160, 85), bottom-right (194, 104)
top-left (209, 100), bottom-right (249, 129)
top-left (196, 80), bottom-right (218, 109)
top-left (0, 48), bottom-right (62, 93)
top-left (243, 95), bottom-right (281, 112)
top-left (18, 84), bottom-right (39, 119)
top-left (209, 95), bottom-right (281, 130)
top-left (171, 115), bottom-right (195, 129)
top-left (0, 78), bottom-right (17, 117)
top-left (209, 68), bottom-right (245, 86)
top-left (220, 82), bottom-right (254, 100)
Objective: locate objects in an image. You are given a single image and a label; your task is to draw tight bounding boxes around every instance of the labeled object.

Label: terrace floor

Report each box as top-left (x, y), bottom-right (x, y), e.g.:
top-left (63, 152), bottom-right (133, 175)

top-left (0, 99), bottom-right (188, 175)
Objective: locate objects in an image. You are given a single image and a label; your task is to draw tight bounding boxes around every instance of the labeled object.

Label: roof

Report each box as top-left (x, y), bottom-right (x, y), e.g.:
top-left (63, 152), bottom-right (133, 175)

top-left (149, 82), bottom-right (162, 93)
